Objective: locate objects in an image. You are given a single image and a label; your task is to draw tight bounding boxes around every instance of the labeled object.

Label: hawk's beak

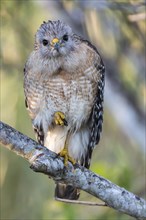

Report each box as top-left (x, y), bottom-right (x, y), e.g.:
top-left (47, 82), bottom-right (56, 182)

top-left (52, 38), bottom-right (59, 44)
top-left (51, 38), bottom-right (60, 49)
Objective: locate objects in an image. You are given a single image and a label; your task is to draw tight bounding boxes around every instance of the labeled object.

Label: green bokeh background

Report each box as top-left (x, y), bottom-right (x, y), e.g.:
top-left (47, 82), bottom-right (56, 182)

top-left (0, 1), bottom-right (145, 220)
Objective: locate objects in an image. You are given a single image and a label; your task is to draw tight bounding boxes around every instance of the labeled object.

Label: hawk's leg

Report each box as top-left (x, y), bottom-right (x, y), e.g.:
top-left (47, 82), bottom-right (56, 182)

top-left (54, 112), bottom-right (75, 166)
top-left (59, 138), bottom-right (76, 166)
top-left (54, 111), bottom-right (68, 126)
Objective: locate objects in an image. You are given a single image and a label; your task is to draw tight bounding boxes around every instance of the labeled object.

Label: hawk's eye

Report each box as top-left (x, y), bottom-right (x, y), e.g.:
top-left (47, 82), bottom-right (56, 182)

top-left (63, 34), bottom-right (68, 41)
top-left (42, 39), bottom-right (48, 46)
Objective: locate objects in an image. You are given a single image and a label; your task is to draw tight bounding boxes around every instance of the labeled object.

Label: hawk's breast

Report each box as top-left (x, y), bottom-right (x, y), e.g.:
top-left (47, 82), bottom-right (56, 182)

top-left (45, 71), bottom-right (97, 131)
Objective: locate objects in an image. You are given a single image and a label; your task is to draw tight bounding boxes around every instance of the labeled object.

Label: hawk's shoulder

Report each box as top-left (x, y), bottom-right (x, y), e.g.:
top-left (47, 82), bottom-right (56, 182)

top-left (74, 34), bottom-right (101, 56)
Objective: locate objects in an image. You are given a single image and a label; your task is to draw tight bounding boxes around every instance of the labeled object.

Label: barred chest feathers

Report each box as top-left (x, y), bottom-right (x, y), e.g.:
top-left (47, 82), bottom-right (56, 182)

top-left (25, 43), bottom-right (98, 161)
top-left (27, 44), bottom-right (97, 131)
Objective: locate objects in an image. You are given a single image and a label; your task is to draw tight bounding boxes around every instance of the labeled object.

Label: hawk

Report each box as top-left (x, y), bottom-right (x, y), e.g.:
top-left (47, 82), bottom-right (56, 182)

top-left (24, 20), bottom-right (105, 200)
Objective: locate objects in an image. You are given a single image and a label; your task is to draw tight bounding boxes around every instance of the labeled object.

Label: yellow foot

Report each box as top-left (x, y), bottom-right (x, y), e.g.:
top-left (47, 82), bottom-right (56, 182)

top-left (59, 148), bottom-right (76, 166)
top-left (54, 111), bottom-right (68, 126)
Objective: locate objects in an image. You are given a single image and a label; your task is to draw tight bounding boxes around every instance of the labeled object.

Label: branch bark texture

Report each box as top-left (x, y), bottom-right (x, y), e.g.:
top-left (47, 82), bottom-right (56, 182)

top-left (0, 121), bottom-right (145, 219)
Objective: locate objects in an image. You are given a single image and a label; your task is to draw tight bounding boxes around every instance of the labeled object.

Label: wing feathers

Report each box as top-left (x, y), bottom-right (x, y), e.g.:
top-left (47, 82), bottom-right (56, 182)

top-left (81, 40), bottom-right (105, 168)
top-left (33, 123), bottom-right (44, 145)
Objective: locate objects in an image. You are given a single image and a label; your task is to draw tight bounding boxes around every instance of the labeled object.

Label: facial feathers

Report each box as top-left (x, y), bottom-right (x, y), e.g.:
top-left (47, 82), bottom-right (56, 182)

top-left (35, 20), bottom-right (76, 57)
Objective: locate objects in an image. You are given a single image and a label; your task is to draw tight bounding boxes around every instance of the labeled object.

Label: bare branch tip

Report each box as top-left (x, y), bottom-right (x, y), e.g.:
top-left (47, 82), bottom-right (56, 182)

top-left (55, 197), bottom-right (107, 206)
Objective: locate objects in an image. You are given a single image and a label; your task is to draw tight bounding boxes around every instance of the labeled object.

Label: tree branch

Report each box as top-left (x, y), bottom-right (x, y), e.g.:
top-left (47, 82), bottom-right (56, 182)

top-left (0, 121), bottom-right (145, 219)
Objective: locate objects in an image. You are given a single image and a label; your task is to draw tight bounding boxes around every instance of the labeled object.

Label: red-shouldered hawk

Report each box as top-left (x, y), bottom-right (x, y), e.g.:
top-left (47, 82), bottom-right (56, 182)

top-left (24, 20), bottom-right (105, 200)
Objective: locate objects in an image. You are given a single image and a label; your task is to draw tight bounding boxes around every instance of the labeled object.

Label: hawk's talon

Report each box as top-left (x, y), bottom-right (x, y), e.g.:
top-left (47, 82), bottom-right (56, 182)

top-left (54, 111), bottom-right (68, 126)
top-left (59, 148), bottom-right (76, 166)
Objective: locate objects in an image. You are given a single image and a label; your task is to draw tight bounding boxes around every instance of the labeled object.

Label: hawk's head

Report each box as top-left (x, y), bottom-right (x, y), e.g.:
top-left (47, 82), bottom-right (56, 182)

top-left (35, 20), bottom-right (78, 58)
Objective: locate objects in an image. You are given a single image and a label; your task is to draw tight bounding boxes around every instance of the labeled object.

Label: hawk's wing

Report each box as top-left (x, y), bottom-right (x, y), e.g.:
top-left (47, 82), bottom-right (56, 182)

top-left (81, 40), bottom-right (105, 168)
top-left (24, 67), bottom-right (45, 146)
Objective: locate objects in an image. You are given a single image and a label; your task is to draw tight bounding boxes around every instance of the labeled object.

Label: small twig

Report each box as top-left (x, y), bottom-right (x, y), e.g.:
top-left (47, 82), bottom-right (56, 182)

top-left (128, 12), bottom-right (146, 22)
top-left (55, 197), bottom-right (107, 206)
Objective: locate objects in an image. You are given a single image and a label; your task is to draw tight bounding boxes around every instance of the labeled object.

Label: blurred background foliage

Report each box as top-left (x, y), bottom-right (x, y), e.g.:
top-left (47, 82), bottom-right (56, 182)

top-left (0, 0), bottom-right (145, 220)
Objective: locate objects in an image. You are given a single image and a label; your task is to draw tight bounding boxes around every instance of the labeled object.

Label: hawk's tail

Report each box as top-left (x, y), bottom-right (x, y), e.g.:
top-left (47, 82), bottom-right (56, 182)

top-left (55, 183), bottom-right (80, 200)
